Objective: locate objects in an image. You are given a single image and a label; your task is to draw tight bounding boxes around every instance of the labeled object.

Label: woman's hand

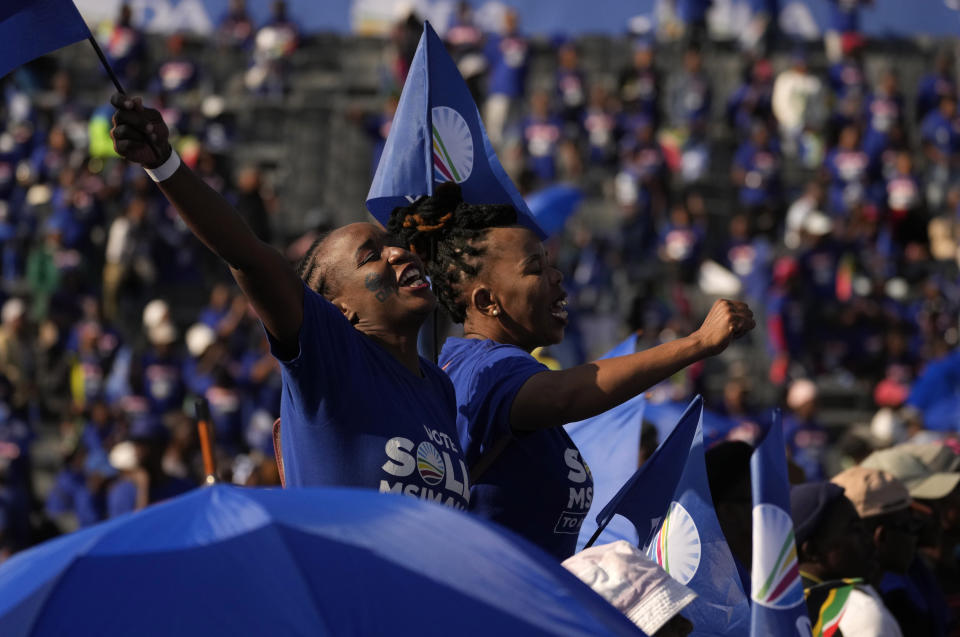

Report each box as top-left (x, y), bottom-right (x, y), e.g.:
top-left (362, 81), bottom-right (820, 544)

top-left (692, 299), bottom-right (756, 356)
top-left (110, 93), bottom-right (172, 168)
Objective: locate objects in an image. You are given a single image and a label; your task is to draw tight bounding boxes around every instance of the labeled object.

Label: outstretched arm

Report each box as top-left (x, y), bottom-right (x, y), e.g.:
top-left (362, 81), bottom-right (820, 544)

top-left (510, 299), bottom-right (755, 430)
top-left (110, 94), bottom-right (303, 352)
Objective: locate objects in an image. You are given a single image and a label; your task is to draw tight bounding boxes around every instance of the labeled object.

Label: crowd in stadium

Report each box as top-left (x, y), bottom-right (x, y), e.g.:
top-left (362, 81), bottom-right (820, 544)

top-left (0, 0), bottom-right (959, 634)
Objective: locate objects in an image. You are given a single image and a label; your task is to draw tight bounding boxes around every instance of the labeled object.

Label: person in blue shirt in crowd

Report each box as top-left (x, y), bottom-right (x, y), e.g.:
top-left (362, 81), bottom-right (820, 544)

top-left (665, 44), bottom-right (711, 133)
top-left (109, 95), bottom-right (470, 509)
top-left (483, 9), bottom-right (528, 149)
top-left (731, 121), bottom-right (782, 232)
top-left (863, 69), bottom-right (904, 160)
top-left (783, 379), bottom-right (829, 481)
top-left (921, 94), bottom-right (960, 209)
top-left (825, 124), bottom-right (869, 215)
top-left (519, 90), bottom-right (564, 185)
top-left (916, 50), bottom-right (955, 124)
top-left (726, 58), bottom-right (774, 137)
top-left (617, 39), bottom-right (660, 127)
top-left (388, 184), bottom-right (755, 560)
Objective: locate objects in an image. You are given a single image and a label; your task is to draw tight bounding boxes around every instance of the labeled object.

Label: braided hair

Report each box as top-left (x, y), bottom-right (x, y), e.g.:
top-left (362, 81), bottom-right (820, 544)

top-left (387, 183), bottom-right (517, 323)
top-left (295, 231), bottom-right (334, 296)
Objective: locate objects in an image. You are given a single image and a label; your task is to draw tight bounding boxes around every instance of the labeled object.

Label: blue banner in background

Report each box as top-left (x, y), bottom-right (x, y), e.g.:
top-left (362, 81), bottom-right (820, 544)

top-left (75, 0), bottom-right (960, 38)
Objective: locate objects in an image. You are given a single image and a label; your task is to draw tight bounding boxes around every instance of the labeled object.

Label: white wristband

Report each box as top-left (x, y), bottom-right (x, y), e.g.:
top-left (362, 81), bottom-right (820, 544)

top-left (144, 149), bottom-right (181, 183)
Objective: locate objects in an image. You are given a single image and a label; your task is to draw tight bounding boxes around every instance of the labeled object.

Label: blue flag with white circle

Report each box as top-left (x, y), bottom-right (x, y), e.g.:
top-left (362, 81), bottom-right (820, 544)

top-left (365, 22), bottom-right (545, 238)
top-left (595, 396), bottom-right (751, 636)
top-left (750, 410), bottom-right (812, 637)
top-left (0, 0), bottom-right (92, 81)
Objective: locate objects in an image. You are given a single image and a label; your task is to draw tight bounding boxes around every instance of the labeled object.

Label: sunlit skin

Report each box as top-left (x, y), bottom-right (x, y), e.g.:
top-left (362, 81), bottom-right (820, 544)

top-left (461, 226), bottom-right (566, 352)
top-left (449, 223), bottom-right (754, 431)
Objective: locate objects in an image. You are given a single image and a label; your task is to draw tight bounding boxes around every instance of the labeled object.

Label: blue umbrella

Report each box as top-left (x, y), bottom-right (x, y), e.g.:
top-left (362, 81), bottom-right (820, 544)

top-left (0, 486), bottom-right (643, 637)
top-left (526, 185), bottom-right (583, 237)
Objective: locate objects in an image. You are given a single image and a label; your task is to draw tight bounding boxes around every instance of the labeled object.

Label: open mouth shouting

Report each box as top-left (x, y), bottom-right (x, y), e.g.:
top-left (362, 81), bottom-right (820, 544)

top-left (398, 264), bottom-right (430, 290)
top-left (550, 294), bottom-right (568, 323)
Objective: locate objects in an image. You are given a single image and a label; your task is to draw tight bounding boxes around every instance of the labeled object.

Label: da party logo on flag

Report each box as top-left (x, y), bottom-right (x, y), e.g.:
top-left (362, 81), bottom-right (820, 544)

top-left (431, 106), bottom-right (473, 184)
top-left (751, 504), bottom-right (804, 609)
top-left (645, 501), bottom-right (702, 585)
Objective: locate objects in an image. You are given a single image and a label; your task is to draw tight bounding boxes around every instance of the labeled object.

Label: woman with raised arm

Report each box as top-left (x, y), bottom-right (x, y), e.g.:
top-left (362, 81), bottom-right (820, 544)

top-left (110, 95), bottom-right (469, 509)
top-left (388, 184), bottom-right (756, 558)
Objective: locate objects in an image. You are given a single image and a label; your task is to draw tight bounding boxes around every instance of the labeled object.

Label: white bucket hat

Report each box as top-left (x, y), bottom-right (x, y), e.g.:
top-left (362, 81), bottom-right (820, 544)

top-left (562, 540), bottom-right (697, 634)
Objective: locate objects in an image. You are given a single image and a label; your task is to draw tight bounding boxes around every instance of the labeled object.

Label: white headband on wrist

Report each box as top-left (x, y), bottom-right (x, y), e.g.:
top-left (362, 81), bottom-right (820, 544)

top-left (144, 149), bottom-right (181, 183)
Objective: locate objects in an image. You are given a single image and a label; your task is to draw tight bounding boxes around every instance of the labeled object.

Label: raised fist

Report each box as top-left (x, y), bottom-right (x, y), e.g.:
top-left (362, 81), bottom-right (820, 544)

top-left (693, 299), bottom-right (756, 356)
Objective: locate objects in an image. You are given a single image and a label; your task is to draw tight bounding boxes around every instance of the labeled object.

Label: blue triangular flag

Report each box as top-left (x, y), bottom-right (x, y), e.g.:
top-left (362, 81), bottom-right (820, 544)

top-left (365, 22), bottom-right (545, 238)
top-left (565, 334), bottom-right (642, 551)
top-left (595, 397), bottom-right (752, 635)
top-left (0, 0), bottom-right (91, 80)
top-left (750, 410), bottom-right (812, 637)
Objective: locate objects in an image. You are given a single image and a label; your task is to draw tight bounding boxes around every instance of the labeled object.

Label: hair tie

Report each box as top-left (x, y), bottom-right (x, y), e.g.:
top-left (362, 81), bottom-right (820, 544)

top-left (402, 212), bottom-right (452, 232)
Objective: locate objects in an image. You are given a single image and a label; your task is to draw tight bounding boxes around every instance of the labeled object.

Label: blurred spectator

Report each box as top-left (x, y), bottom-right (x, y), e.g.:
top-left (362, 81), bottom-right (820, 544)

top-left (791, 481), bottom-right (904, 635)
top-left (916, 50), bottom-right (956, 124)
top-left (726, 58), bottom-right (774, 136)
top-left (217, 0), bottom-right (255, 50)
top-left (245, 0), bottom-right (299, 96)
top-left (618, 40), bottom-right (660, 126)
top-left (234, 166), bottom-right (274, 244)
top-left (665, 45), bottom-right (711, 134)
top-left (824, 1), bottom-right (871, 63)
top-left (920, 94), bottom-right (960, 211)
top-left (152, 34), bottom-right (200, 96)
top-left (106, 4), bottom-right (147, 89)
top-left (555, 42), bottom-right (586, 128)
top-left (519, 90), bottom-right (564, 185)
top-left (783, 379), bottom-right (829, 480)
top-left (0, 299), bottom-right (32, 418)
top-left (772, 53), bottom-right (825, 157)
top-left (732, 121), bottom-right (782, 233)
top-left (483, 9), bottom-right (528, 149)
top-left (824, 124), bottom-right (869, 215)
top-left (445, 2), bottom-right (486, 100)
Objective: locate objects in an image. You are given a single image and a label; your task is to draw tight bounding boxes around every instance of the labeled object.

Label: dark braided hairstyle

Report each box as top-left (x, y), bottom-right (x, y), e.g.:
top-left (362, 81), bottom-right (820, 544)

top-left (295, 231), bottom-right (333, 296)
top-left (387, 183), bottom-right (517, 323)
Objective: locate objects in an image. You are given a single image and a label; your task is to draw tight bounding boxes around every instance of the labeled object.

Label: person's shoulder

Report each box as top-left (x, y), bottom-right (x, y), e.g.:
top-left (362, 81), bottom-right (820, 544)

top-left (440, 338), bottom-right (539, 376)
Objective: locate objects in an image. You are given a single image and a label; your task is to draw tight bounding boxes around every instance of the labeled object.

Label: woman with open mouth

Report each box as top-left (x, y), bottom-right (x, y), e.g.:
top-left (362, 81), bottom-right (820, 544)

top-left (109, 95), bottom-right (470, 510)
top-left (389, 183), bottom-right (755, 559)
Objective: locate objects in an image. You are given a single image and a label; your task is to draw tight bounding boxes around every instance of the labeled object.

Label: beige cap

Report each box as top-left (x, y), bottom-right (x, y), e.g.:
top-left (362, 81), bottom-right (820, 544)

top-left (896, 442), bottom-right (960, 473)
top-left (562, 540), bottom-right (697, 635)
top-left (109, 441), bottom-right (139, 472)
top-left (831, 466), bottom-right (911, 518)
top-left (862, 447), bottom-right (960, 500)
top-left (1, 298), bottom-right (25, 324)
top-left (185, 323), bottom-right (216, 357)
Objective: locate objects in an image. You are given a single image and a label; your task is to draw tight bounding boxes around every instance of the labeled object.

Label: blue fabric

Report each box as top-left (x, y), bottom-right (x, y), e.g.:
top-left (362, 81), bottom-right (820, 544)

top-left (485, 34), bottom-right (528, 98)
top-left (566, 335), bottom-right (642, 551)
top-left (527, 185), bottom-right (583, 238)
top-left (365, 22), bottom-right (544, 238)
top-left (440, 338), bottom-right (593, 560)
top-left (595, 397), bottom-right (751, 636)
top-left (0, 485), bottom-right (646, 637)
top-left (270, 285), bottom-right (469, 510)
top-left (921, 110), bottom-right (960, 157)
top-left (0, 0), bottom-right (92, 81)
top-left (749, 411), bottom-right (809, 636)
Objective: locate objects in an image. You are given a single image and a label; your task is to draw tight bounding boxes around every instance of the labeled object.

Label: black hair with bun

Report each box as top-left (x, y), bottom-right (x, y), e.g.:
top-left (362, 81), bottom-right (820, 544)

top-left (387, 183), bottom-right (516, 323)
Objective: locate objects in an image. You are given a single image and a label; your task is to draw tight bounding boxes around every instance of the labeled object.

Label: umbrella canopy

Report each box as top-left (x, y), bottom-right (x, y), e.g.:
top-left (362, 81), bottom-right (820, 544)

top-left (526, 184), bottom-right (583, 237)
top-left (0, 486), bottom-right (643, 637)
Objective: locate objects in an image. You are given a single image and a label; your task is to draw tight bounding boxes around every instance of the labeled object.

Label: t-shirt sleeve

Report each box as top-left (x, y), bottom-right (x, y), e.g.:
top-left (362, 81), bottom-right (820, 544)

top-left (467, 347), bottom-right (548, 442)
top-left (264, 282), bottom-right (358, 414)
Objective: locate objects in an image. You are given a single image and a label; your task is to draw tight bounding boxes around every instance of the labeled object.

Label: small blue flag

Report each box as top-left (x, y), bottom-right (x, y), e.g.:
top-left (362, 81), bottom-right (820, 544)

top-left (365, 22), bottom-right (545, 238)
top-left (750, 410), bottom-right (812, 637)
top-left (566, 334), bottom-right (642, 551)
top-left (595, 397), bottom-right (751, 636)
top-left (0, 0), bottom-right (91, 80)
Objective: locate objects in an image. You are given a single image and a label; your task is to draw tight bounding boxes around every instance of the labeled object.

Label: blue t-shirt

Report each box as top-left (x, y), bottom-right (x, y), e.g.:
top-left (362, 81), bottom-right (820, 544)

top-left (270, 285), bottom-right (470, 510)
top-left (440, 338), bottom-right (593, 560)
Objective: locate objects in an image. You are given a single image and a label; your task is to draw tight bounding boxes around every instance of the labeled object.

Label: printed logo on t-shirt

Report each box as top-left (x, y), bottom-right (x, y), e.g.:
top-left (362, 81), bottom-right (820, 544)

top-left (379, 425), bottom-right (469, 510)
top-left (554, 448), bottom-right (592, 535)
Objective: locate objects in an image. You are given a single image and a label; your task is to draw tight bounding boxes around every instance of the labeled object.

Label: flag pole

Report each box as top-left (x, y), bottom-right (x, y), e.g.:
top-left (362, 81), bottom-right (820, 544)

top-left (196, 399), bottom-right (217, 485)
top-left (85, 36), bottom-right (125, 94)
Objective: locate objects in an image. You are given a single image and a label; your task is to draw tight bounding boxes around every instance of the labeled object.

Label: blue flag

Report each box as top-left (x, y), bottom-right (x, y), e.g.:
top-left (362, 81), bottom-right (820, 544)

top-left (596, 397), bottom-right (751, 636)
top-left (750, 410), bottom-right (812, 637)
top-left (365, 22), bottom-right (545, 238)
top-left (566, 334), bottom-right (642, 551)
top-left (0, 0), bottom-right (91, 80)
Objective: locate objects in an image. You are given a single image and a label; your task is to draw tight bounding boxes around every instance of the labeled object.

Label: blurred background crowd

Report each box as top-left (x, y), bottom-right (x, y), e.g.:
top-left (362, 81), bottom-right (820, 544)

top-left (0, 0), bottom-right (959, 592)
